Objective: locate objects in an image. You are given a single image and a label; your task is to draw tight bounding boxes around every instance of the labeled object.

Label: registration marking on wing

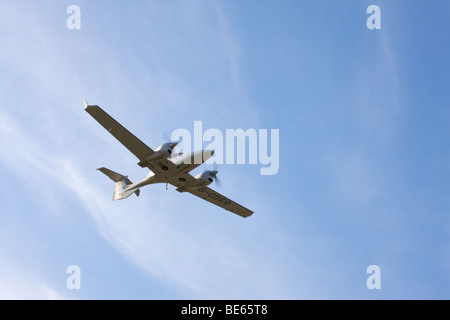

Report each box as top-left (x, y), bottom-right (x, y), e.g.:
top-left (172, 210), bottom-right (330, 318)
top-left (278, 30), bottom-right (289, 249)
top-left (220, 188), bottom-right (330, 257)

top-left (197, 187), bottom-right (232, 206)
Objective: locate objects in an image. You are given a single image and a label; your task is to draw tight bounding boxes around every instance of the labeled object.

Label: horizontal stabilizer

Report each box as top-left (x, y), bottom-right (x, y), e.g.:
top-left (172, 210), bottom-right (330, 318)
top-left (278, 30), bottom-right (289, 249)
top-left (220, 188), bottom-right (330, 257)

top-left (97, 167), bottom-right (132, 185)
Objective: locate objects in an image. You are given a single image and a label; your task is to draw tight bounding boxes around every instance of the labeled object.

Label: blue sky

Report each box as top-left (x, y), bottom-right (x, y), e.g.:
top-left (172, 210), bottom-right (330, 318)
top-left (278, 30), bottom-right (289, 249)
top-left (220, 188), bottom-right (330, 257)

top-left (0, 0), bottom-right (448, 299)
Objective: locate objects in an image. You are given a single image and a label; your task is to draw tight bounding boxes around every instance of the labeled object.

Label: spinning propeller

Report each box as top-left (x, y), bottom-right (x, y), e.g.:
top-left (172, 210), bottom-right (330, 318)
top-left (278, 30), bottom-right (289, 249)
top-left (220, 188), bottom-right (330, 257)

top-left (209, 162), bottom-right (222, 187)
top-left (163, 132), bottom-right (182, 148)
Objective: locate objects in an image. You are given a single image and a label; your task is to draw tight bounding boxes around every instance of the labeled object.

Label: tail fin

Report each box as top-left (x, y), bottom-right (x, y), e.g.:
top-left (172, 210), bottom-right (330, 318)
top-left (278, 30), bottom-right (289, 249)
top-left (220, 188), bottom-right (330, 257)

top-left (97, 167), bottom-right (140, 200)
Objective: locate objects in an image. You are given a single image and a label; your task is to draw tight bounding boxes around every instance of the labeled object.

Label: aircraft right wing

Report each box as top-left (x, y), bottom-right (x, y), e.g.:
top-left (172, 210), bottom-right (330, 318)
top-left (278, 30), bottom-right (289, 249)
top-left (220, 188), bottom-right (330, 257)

top-left (84, 102), bottom-right (155, 161)
top-left (180, 186), bottom-right (254, 218)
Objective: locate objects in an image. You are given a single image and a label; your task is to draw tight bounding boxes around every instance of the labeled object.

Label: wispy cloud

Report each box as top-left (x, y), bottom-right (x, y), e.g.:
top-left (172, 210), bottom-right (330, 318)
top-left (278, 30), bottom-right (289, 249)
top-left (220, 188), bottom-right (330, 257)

top-left (0, 107), bottom-right (296, 298)
top-left (0, 1), bottom-right (294, 299)
top-left (0, 254), bottom-right (68, 300)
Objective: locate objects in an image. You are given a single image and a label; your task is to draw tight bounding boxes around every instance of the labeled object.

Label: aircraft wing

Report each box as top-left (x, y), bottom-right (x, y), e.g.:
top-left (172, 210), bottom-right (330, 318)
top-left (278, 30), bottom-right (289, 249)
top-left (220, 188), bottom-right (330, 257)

top-left (84, 102), bottom-right (155, 161)
top-left (179, 185), bottom-right (254, 218)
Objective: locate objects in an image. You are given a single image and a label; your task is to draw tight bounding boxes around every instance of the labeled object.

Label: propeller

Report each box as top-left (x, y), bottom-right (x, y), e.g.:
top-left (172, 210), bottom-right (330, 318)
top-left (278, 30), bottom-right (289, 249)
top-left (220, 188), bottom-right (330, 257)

top-left (163, 132), bottom-right (181, 145)
top-left (209, 170), bottom-right (222, 188)
top-left (162, 132), bottom-right (182, 153)
top-left (162, 131), bottom-right (171, 142)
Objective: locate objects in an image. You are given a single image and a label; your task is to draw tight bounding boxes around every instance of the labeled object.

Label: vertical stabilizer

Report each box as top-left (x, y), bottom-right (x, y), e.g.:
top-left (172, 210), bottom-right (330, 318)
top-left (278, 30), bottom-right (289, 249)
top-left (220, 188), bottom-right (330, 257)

top-left (97, 167), bottom-right (140, 200)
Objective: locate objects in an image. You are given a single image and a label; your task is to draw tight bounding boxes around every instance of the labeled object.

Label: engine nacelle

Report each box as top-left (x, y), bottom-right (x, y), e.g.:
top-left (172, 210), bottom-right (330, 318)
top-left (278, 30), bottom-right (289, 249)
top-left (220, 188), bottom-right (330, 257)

top-left (194, 171), bottom-right (216, 187)
top-left (176, 170), bottom-right (219, 192)
top-left (155, 142), bottom-right (176, 156)
top-left (138, 142), bottom-right (177, 167)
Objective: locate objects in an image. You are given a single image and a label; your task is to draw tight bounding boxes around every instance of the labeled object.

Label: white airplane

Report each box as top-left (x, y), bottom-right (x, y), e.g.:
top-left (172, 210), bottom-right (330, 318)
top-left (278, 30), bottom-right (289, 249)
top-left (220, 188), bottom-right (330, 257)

top-left (84, 100), bottom-right (253, 218)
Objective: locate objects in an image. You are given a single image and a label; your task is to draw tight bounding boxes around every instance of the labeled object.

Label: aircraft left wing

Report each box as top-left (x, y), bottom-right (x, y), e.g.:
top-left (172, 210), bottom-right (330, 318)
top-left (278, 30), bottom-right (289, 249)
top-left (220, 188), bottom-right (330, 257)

top-left (84, 102), bottom-right (155, 161)
top-left (180, 186), bottom-right (254, 218)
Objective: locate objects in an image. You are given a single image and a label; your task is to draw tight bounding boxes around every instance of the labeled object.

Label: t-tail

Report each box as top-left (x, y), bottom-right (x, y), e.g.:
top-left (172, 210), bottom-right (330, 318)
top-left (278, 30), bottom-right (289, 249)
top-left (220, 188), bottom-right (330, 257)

top-left (97, 167), bottom-right (140, 200)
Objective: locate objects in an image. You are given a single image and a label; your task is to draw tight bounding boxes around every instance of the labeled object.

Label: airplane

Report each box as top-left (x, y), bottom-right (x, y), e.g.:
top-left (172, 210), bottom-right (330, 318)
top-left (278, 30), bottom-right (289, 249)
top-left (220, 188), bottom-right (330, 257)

top-left (84, 100), bottom-right (253, 218)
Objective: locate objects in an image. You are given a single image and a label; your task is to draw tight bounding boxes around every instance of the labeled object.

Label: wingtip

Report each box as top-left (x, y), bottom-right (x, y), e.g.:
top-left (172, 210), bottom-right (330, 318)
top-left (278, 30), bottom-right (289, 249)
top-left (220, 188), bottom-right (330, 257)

top-left (83, 99), bottom-right (89, 109)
